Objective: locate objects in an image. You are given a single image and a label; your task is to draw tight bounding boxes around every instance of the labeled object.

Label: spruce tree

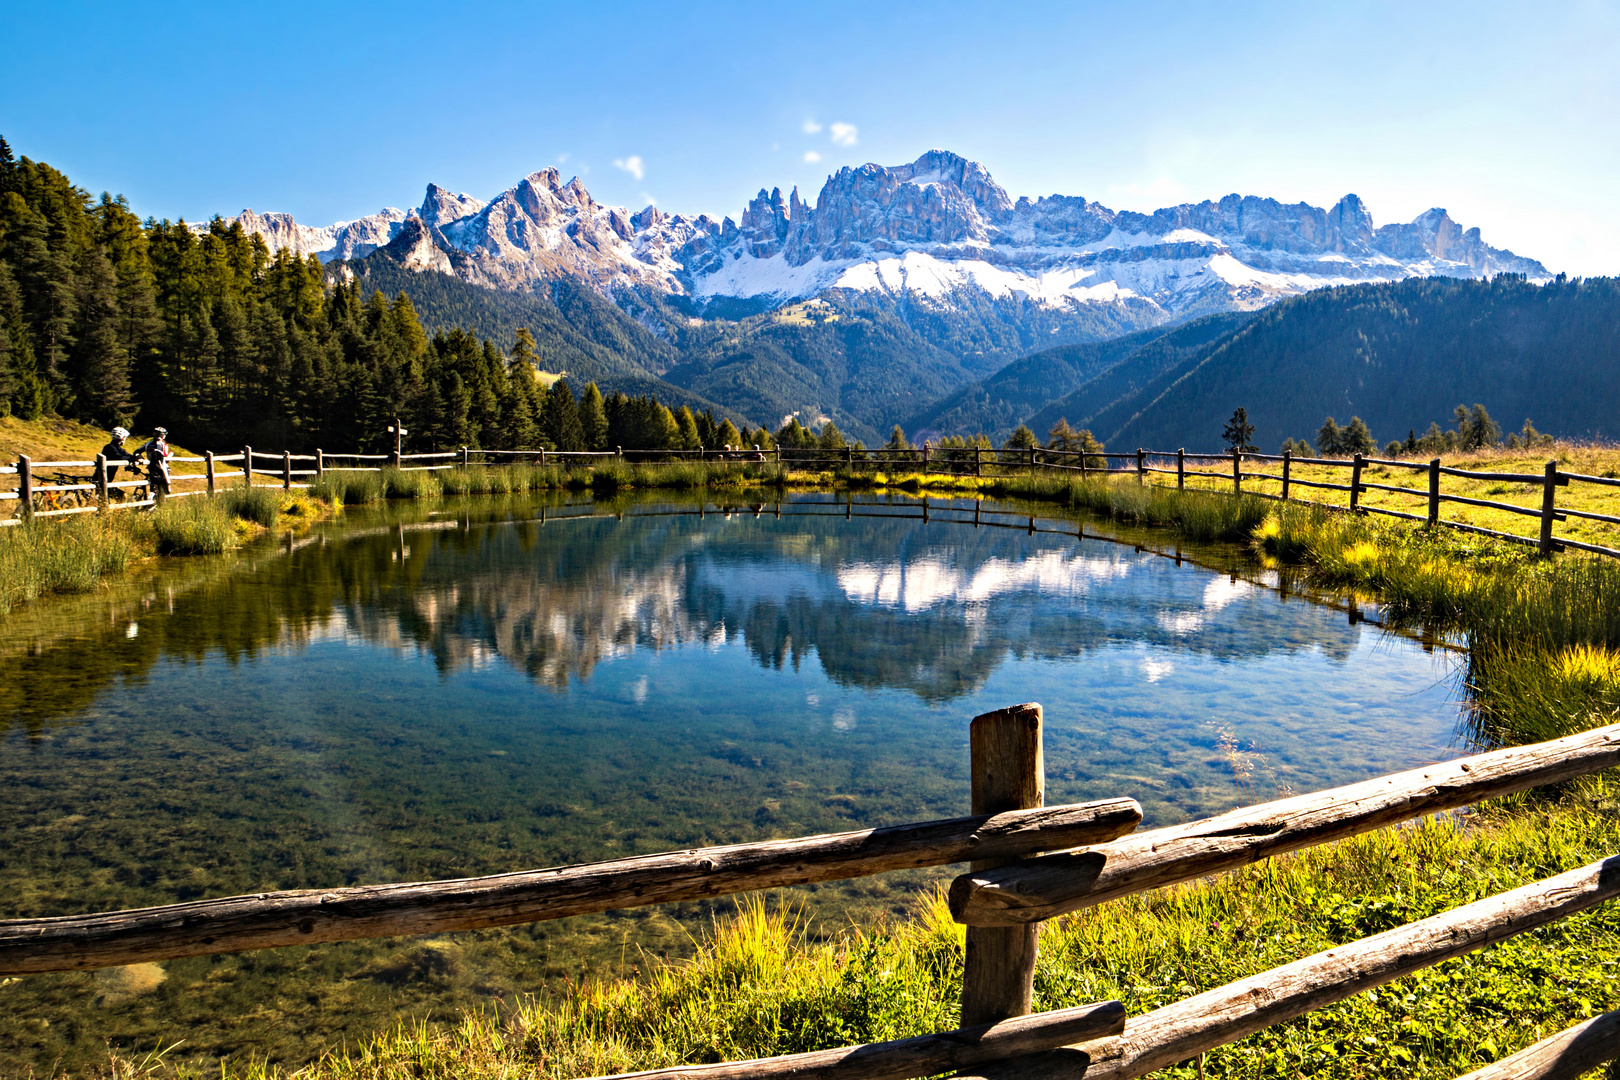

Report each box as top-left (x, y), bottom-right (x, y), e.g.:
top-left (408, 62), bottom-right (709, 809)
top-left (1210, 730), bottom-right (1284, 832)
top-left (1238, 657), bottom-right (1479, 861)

top-left (1046, 418), bottom-right (1079, 452)
top-left (1003, 424), bottom-right (1037, 451)
top-left (1341, 416), bottom-right (1376, 455)
top-left (1316, 417), bottom-right (1343, 456)
top-left (540, 379), bottom-right (585, 451)
top-left (578, 381), bottom-right (609, 450)
top-left (71, 246), bottom-right (132, 425)
top-left (716, 418), bottom-right (742, 449)
top-left (884, 425), bottom-right (912, 453)
top-left (1221, 407), bottom-right (1257, 453)
top-left (818, 420), bottom-right (846, 449)
top-left (674, 405), bottom-right (702, 451)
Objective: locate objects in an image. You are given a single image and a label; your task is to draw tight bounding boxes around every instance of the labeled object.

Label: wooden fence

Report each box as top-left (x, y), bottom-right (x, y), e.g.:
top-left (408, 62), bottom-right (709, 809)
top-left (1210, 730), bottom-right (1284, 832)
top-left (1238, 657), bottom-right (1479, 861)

top-left (6, 442), bottom-right (1619, 564)
top-left (1, 705), bottom-right (1615, 1080)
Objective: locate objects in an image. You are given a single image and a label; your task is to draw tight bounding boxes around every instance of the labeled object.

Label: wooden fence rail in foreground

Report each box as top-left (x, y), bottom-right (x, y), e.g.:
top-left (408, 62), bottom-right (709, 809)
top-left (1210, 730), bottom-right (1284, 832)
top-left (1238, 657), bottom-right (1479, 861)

top-left (589, 1000), bottom-right (1126, 1080)
top-left (1452, 1007), bottom-right (1620, 1080)
top-left (1, 701), bottom-right (1616, 1079)
top-left (948, 721), bottom-right (1620, 926)
top-left (952, 855), bottom-right (1620, 1080)
top-left (0, 798), bottom-right (1141, 975)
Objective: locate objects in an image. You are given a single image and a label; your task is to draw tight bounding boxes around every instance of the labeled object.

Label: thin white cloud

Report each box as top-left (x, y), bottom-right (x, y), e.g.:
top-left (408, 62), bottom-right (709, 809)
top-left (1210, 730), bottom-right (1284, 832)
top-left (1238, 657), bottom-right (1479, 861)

top-left (613, 155), bottom-right (645, 181)
top-left (802, 120), bottom-right (823, 134)
top-left (803, 150), bottom-right (822, 163)
top-left (829, 122), bottom-right (858, 147)
top-left (557, 151), bottom-right (570, 163)
top-left (641, 192), bottom-right (656, 206)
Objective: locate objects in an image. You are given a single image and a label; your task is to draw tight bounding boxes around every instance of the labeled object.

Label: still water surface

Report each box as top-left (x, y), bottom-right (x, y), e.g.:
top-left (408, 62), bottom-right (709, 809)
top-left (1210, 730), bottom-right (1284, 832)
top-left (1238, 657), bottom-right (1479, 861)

top-left (0, 493), bottom-right (1463, 1069)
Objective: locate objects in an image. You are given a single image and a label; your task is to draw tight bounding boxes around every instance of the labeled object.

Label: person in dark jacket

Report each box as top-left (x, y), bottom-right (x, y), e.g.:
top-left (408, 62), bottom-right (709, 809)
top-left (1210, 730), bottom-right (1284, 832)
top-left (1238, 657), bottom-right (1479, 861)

top-left (100, 428), bottom-right (136, 487)
top-left (138, 427), bottom-right (173, 498)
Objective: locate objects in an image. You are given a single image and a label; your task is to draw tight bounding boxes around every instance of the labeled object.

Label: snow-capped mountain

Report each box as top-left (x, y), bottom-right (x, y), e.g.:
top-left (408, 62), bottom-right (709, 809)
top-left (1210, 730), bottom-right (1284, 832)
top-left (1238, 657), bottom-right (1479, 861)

top-left (200, 150), bottom-right (1550, 323)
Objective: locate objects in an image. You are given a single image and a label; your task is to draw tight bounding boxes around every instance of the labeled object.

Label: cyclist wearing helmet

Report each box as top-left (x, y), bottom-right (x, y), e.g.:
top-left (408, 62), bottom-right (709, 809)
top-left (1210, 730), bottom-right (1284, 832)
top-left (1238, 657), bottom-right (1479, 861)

top-left (100, 428), bottom-right (136, 485)
top-left (138, 427), bottom-right (173, 499)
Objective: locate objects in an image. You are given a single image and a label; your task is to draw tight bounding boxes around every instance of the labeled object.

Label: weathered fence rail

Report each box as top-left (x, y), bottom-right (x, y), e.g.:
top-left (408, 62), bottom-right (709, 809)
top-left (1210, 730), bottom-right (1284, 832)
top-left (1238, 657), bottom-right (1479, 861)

top-left (2, 700), bottom-right (1616, 1080)
top-left (6, 440), bottom-right (1619, 562)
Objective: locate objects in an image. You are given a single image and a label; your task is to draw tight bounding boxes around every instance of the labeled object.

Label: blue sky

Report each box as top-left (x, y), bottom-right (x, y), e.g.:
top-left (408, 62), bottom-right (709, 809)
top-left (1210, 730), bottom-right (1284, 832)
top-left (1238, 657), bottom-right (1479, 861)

top-left (3, 1), bottom-right (1617, 274)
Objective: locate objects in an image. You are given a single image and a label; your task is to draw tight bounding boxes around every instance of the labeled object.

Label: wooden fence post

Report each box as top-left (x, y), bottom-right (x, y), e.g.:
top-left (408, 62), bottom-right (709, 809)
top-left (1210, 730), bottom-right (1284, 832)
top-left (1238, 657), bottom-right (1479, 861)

top-left (974, 446), bottom-right (982, 478)
top-left (1428, 458), bottom-right (1441, 526)
top-left (282, 450), bottom-right (292, 491)
top-left (848, 444), bottom-right (855, 471)
top-left (539, 447), bottom-right (547, 468)
top-left (17, 455), bottom-right (31, 521)
top-left (1540, 459), bottom-right (1559, 557)
top-left (314, 449), bottom-right (324, 478)
top-left (1177, 448), bottom-right (1185, 491)
top-left (460, 446), bottom-right (469, 468)
top-left (1232, 448), bottom-right (1241, 495)
top-left (1028, 446), bottom-right (1036, 473)
top-left (1282, 448), bottom-right (1291, 501)
top-left (205, 451), bottom-right (216, 495)
top-left (1350, 454), bottom-right (1364, 513)
top-left (242, 446), bottom-right (252, 489)
top-left (96, 453), bottom-right (108, 507)
top-left (922, 443), bottom-right (930, 475)
top-left (617, 445), bottom-right (624, 461)
top-left (961, 702), bottom-right (1044, 1027)
top-left (1136, 448), bottom-right (1145, 483)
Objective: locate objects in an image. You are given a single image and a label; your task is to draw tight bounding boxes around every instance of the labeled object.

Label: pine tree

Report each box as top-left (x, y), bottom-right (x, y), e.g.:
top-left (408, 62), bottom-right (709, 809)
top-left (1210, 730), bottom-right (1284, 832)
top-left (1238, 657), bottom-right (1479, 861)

top-left (1046, 418), bottom-right (1079, 452)
top-left (751, 425), bottom-right (774, 451)
top-left (1405, 429), bottom-right (1417, 454)
top-left (1003, 424), bottom-right (1037, 451)
top-left (884, 425), bottom-right (913, 454)
top-left (716, 418), bottom-right (742, 448)
top-left (818, 420), bottom-right (846, 450)
top-left (539, 378), bottom-right (585, 451)
top-left (71, 246), bottom-right (132, 425)
top-left (1341, 416), bottom-right (1376, 455)
top-left (674, 405), bottom-right (702, 451)
top-left (1221, 407), bottom-right (1257, 453)
top-left (1453, 403), bottom-right (1501, 450)
top-left (577, 381), bottom-right (609, 450)
top-left (1316, 417), bottom-right (1343, 456)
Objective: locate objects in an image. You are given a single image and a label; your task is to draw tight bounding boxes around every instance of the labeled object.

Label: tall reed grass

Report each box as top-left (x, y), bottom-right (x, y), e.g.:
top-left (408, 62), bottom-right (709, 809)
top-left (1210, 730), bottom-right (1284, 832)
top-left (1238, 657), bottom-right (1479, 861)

top-left (218, 486), bottom-right (282, 527)
top-left (148, 497), bottom-right (236, 555)
top-left (0, 515), bottom-right (137, 613)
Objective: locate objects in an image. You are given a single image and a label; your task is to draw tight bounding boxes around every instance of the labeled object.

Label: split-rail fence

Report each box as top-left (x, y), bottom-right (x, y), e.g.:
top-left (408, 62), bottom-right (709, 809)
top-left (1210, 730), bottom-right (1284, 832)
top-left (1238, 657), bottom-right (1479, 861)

top-left (1, 704), bottom-right (1616, 1080)
top-left (4, 441), bottom-right (1618, 561)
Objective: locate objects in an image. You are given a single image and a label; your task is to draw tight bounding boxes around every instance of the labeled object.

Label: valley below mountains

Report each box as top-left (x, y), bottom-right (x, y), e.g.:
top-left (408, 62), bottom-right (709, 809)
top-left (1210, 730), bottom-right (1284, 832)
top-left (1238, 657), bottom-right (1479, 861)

top-left (201, 150), bottom-right (1592, 448)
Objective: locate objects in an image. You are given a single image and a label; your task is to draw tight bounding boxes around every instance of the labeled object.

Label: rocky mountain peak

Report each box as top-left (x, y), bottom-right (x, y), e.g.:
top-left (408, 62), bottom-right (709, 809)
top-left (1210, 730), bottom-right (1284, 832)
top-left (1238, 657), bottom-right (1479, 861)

top-left (418, 184), bottom-right (485, 227)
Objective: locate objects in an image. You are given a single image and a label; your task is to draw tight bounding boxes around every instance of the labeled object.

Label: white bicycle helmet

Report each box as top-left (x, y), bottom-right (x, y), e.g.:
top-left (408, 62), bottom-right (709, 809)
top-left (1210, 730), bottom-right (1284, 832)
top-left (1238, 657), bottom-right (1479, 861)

top-left (112, 427), bottom-right (129, 440)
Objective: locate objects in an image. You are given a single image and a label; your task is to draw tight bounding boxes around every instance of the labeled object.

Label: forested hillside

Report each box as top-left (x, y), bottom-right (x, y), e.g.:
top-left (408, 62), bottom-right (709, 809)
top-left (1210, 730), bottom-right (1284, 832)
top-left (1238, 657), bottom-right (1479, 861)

top-left (0, 137), bottom-right (740, 451)
top-left (901, 323), bottom-right (1178, 441)
top-left (1023, 313), bottom-right (1256, 442)
top-left (1099, 275), bottom-right (1620, 452)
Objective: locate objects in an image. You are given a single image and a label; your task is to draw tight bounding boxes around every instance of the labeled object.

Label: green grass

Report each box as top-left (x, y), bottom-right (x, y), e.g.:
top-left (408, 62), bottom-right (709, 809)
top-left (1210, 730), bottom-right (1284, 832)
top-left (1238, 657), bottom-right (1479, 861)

top-left (137, 798), bottom-right (1619, 1080)
top-left (148, 497), bottom-right (236, 555)
top-left (218, 486), bottom-right (282, 528)
top-left (0, 515), bottom-right (137, 613)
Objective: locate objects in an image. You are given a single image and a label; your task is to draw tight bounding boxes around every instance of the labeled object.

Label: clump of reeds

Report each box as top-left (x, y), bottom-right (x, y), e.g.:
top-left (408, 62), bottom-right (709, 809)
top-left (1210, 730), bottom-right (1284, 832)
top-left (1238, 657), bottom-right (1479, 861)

top-left (218, 485), bottom-right (282, 527)
top-left (0, 515), bottom-right (138, 613)
top-left (149, 497), bottom-right (237, 555)
top-left (309, 470), bottom-right (385, 504)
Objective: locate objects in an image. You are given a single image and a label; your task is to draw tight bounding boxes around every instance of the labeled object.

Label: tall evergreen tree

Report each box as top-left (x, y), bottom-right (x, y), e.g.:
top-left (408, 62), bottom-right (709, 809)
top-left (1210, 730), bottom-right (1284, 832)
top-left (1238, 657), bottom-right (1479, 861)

top-left (1316, 417), bottom-right (1343, 456)
top-left (1341, 416), bottom-right (1376, 455)
top-left (71, 245), bottom-right (132, 425)
top-left (578, 381), bottom-right (609, 450)
top-left (1221, 406), bottom-right (1257, 453)
top-left (539, 378), bottom-right (585, 451)
top-left (673, 405), bottom-right (702, 451)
